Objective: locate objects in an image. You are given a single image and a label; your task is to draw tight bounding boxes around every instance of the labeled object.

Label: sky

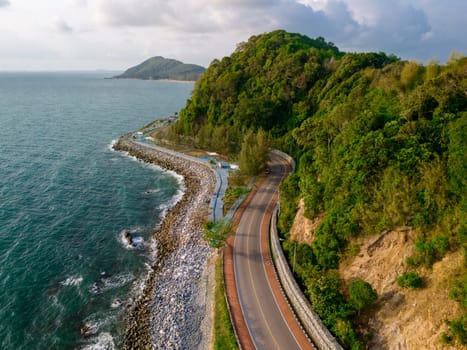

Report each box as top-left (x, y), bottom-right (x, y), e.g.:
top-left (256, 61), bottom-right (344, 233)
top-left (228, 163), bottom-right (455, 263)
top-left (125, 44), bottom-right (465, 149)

top-left (0, 0), bottom-right (465, 71)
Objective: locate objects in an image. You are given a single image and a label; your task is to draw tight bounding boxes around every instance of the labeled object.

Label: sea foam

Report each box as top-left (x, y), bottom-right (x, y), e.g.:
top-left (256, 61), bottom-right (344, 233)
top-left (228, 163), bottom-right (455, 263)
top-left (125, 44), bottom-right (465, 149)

top-left (82, 332), bottom-right (115, 350)
top-left (89, 272), bottom-right (135, 295)
top-left (60, 275), bottom-right (83, 287)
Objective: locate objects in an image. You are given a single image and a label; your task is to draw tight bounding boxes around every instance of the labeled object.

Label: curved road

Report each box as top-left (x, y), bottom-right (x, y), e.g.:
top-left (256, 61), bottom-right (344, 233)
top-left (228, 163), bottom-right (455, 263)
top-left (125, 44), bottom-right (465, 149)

top-left (231, 153), bottom-right (315, 350)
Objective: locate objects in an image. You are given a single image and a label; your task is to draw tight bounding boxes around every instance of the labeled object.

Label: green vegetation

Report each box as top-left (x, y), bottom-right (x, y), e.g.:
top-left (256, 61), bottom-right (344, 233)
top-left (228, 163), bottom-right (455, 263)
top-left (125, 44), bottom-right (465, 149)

top-left (348, 279), bottom-right (378, 312)
top-left (282, 241), bottom-right (372, 348)
top-left (278, 173), bottom-right (300, 234)
top-left (223, 186), bottom-right (250, 214)
top-left (406, 235), bottom-right (450, 267)
top-left (214, 257), bottom-right (238, 350)
top-left (114, 56), bottom-right (205, 81)
top-left (443, 274), bottom-right (467, 344)
top-left (450, 274), bottom-right (467, 308)
top-left (397, 272), bottom-right (424, 288)
top-left (203, 220), bottom-right (233, 248)
top-left (169, 29), bottom-right (467, 348)
top-left (238, 129), bottom-right (269, 175)
top-left (445, 315), bottom-right (467, 345)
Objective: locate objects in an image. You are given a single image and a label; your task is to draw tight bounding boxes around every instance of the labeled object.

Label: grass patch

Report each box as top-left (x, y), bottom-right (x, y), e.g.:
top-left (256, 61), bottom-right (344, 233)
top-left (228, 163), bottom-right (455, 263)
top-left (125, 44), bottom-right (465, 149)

top-left (223, 186), bottom-right (250, 214)
top-left (213, 256), bottom-right (238, 350)
top-left (204, 220), bottom-right (232, 248)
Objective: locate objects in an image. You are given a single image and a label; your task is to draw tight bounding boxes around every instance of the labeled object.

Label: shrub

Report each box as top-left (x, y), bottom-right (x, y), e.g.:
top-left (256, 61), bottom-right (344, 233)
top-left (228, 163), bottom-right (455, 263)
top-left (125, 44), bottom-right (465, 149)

top-left (203, 220), bottom-right (232, 248)
top-left (446, 315), bottom-right (467, 345)
top-left (397, 272), bottom-right (423, 288)
top-left (439, 332), bottom-right (453, 344)
top-left (449, 274), bottom-right (467, 308)
top-left (406, 235), bottom-right (450, 267)
top-left (223, 186), bottom-right (250, 213)
top-left (348, 279), bottom-right (378, 312)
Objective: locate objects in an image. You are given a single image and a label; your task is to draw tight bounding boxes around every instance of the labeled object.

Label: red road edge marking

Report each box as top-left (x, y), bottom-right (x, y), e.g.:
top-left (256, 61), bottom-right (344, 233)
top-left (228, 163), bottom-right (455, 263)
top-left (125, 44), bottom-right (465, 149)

top-left (260, 180), bottom-right (315, 349)
top-left (224, 155), bottom-right (315, 350)
top-left (223, 184), bottom-right (259, 350)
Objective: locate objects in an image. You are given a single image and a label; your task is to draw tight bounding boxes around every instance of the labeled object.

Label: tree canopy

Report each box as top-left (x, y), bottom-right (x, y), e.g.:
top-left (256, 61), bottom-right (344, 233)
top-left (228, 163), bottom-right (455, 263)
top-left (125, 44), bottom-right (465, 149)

top-left (170, 30), bottom-right (467, 348)
top-left (114, 56), bottom-right (206, 81)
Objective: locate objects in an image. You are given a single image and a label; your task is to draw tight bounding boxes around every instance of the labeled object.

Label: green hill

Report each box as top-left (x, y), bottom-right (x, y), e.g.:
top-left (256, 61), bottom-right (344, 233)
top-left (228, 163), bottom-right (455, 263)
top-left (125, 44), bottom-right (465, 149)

top-left (114, 56), bottom-right (206, 81)
top-left (169, 30), bottom-right (467, 348)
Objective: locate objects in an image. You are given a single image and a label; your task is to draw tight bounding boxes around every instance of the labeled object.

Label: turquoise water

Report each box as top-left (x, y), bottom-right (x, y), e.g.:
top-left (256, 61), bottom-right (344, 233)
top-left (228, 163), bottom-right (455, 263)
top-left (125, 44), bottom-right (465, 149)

top-left (0, 72), bottom-right (193, 349)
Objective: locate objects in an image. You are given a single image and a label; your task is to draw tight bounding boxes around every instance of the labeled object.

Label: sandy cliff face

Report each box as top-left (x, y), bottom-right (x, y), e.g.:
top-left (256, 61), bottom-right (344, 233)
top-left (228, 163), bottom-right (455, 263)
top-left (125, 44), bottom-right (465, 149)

top-left (289, 199), bottom-right (323, 244)
top-left (289, 205), bottom-right (464, 350)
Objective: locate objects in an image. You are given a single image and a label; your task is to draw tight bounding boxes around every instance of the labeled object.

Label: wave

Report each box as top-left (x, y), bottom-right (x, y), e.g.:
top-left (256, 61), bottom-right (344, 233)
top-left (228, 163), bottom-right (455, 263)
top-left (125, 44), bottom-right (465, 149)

top-left (81, 332), bottom-right (115, 350)
top-left (89, 272), bottom-right (135, 295)
top-left (109, 140), bottom-right (160, 171)
top-left (157, 186), bottom-right (185, 220)
top-left (110, 298), bottom-right (122, 308)
top-left (60, 275), bottom-right (83, 287)
top-left (110, 138), bottom-right (187, 231)
top-left (109, 138), bottom-right (185, 185)
top-left (147, 238), bottom-right (159, 263)
top-left (143, 188), bottom-right (161, 195)
top-left (119, 229), bottom-right (145, 250)
top-left (107, 139), bottom-right (118, 152)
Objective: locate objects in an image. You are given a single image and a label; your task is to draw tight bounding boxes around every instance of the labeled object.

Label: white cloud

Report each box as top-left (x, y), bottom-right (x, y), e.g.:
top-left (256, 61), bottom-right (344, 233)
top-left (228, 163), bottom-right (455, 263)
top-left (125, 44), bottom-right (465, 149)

top-left (54, 19), bottom-right (73, 33)
top-left (0, 0), bottom-right (10, 7)
top-left (298, 0), bottom-right (466, 61)
top-left (0, 0), bottom-right (465, 70)
top-left (90, 0), bottom-right (436, 58)
top-left (69, 0), bottom-right (87, 6)
top-left (94, 0), bottom-right (275, 32)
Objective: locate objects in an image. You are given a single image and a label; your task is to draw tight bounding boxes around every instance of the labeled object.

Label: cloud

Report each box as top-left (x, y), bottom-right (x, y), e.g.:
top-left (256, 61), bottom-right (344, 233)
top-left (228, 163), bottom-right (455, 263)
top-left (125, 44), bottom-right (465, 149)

top-left (270, 1), bottom-right (359, 41)
top-left (292, 1), bottom-right (432, 55)
top-left (71, 0), bottom-right (87, 6)
top-left (0, 0), bottom-right (465, 70)
top-left (54, 19), bottom-right (74, 34)
top-left (297, 0), bottom-right (467, 61)
top-left (89, 0), bottom-right (466, 64)
top-left (348, 4), bottom-right (431, 53)
top-left (94, 0), bottom-right (345, 37)
top-left (92, 0), bottom-right (432, 53)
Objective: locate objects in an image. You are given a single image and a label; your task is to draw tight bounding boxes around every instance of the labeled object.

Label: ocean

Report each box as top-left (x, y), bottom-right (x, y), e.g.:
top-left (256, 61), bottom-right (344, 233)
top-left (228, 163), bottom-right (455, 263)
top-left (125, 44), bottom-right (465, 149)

top-left (0, 72), bottom-right (193, 349)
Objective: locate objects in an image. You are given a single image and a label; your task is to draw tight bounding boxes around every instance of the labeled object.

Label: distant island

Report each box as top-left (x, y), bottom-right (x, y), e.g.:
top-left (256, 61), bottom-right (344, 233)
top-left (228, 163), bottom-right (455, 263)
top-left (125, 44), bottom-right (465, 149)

top-left (113, 56), bottom-right (206, 81)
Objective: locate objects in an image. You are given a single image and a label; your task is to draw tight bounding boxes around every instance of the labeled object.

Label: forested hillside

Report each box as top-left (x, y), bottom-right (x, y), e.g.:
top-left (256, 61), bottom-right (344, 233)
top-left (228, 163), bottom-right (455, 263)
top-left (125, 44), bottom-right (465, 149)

top-left (114, 56), bottom-right (205, 81)
top-left (170, 30), bottom-right (466, 348)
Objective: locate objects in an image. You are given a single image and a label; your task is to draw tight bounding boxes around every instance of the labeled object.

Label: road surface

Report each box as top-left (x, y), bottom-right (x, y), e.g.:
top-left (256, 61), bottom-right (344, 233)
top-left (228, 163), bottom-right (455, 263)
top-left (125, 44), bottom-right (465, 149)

top-left (231, 153), bottom-right (315, 350)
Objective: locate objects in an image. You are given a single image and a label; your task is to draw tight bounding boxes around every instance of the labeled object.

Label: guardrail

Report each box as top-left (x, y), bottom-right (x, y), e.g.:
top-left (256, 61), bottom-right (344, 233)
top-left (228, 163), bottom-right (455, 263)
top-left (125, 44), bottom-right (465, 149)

top-left (270, 207), bottom-right (343, 350)
top-left (270, 149), bottom-right (296, 172)
top-left (269, 149), bottom-right (343, 350)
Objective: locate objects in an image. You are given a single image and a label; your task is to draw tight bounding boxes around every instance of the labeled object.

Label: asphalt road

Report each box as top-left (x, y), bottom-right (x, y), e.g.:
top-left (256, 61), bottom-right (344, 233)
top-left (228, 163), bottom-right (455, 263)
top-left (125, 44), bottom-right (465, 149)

top-left (233, 153), bottom-right (314, 350)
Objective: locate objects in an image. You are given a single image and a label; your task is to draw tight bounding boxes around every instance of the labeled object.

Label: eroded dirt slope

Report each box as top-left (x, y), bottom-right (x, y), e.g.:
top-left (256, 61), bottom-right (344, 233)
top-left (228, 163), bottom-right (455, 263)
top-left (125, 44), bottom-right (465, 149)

top-left (289, 205), bottom-right (465, 349)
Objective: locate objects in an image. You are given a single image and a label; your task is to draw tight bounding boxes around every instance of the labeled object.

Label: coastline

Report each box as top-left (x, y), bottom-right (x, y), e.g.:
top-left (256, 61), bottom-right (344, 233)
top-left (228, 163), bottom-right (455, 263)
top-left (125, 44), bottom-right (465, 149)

top-left (111, 77), bottom-right (196, 83)
top-left (113, 136), bottom-right (216, 349)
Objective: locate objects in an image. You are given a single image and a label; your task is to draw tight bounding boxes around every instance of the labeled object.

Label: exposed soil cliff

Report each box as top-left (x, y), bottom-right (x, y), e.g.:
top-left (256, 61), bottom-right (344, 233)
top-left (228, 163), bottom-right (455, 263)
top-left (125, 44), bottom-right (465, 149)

top-left (289, 204), bottom-right (464, 349)
top-left (289, 199), bottom-right (322, 245)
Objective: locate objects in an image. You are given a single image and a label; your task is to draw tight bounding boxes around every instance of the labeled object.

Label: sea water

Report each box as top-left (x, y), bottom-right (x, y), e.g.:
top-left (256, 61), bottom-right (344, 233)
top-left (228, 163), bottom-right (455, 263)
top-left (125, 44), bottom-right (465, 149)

top-left (0, 72), bottom-right (193, 349)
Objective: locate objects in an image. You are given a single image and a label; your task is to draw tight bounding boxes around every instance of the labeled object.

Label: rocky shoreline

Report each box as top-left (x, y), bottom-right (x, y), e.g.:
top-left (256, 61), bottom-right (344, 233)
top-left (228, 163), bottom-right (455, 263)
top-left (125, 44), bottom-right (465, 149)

top-left (113, 136), bottom-right (216, 349)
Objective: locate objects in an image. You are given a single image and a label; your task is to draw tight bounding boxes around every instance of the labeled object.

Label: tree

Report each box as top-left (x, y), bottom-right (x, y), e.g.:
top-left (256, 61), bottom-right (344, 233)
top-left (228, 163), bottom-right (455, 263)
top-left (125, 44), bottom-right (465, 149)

top-left (348, 279), bottom-right (378, 313)
top-left (400, 61), bottom-right (423, 90)
top-left (425, 60), bottom-right (440, 81)
top-left (166, 30), bottom-right (467, 349)
top-left (238, 129), bottom-right (269, 175)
